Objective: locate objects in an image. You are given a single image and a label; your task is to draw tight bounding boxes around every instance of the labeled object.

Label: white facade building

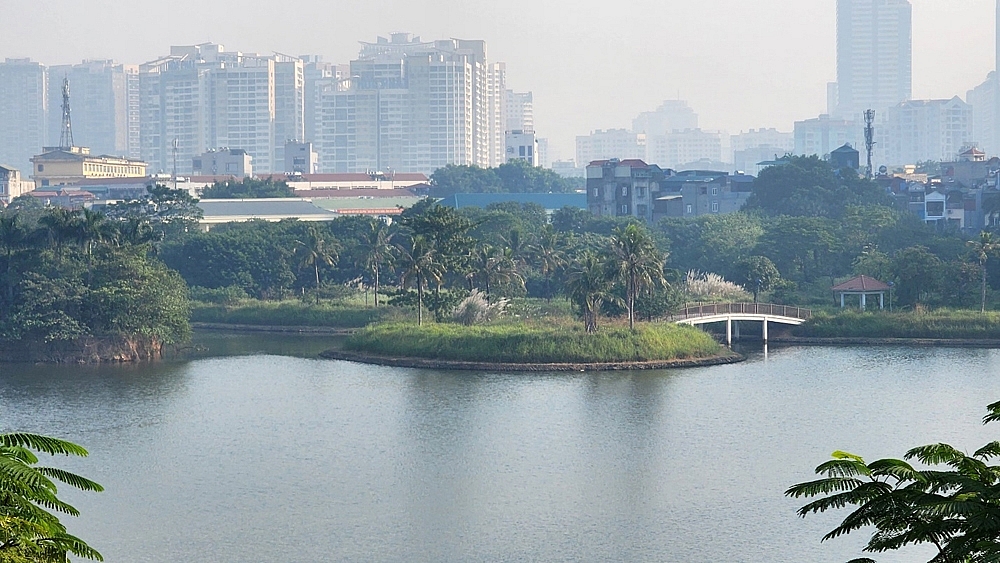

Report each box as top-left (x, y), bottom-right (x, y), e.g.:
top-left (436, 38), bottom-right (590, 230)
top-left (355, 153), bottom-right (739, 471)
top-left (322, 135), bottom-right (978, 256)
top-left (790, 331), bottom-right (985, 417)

top-left (794, 115), bottom-right (862, 158)
top-left (47, 60), bottom-right (140, 160)
top-left (192, 148), bottom-right (252, 177)
top-left (576, 129), bottom-right (645, 165)
top-left (139, 43), bottom-right (304, 175)
top-left (883, 97), bottom-right (973, 166)
top-left (632, 100), bottom-right (698, 135)
top-left (967, 1), bottom-right (1000, 157)
top-left (505, 90), bottom-right (533, 133)
top-left (505, 130), bottom-right (537, 165)
top-left (834, 0), bottom-right (912, 119)
top-left (731, 128), bottom-right (794, 172)
top-left (312, 33), bottom-right (506, 174)
top-left (0, 59), bottom-right (48, 174)
top-left (645, 129), bottom-right (724, 169)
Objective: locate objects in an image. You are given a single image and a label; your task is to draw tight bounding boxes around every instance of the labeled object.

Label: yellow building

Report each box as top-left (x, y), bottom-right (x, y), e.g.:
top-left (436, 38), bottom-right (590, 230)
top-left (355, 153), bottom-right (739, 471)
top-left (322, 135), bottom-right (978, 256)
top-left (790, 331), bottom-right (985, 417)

top-left (30, 146), bottom-right (147, 188)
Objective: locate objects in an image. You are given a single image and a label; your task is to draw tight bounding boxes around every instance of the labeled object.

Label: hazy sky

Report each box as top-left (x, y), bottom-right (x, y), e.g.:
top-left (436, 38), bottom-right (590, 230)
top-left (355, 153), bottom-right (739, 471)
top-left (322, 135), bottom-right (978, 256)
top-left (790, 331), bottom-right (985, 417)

top-left (2, 0), bottom-right (996, 160)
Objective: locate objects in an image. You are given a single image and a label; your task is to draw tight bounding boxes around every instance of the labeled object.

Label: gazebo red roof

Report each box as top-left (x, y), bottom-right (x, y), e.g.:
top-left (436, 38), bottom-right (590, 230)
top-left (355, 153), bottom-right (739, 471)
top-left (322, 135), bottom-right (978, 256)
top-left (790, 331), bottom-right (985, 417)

top-left (831, 275), bottom-right (890, 292)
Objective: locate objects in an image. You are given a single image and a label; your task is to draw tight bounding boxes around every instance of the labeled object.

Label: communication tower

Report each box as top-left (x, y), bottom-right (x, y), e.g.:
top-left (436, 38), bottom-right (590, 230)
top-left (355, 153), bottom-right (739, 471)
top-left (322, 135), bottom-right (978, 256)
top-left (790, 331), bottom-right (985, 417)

top-left (59, 77), bottom-right (74, 149)
top-left (864, 109), bottom-right (876, 180)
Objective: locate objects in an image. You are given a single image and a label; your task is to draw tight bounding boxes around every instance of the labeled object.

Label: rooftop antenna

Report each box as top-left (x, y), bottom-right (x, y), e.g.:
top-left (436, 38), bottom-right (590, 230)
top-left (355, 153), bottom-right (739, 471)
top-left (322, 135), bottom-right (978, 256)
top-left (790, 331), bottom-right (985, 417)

top-left (59, 77), bottom-right (74, 149)
top-left (172, 138), bottom-right (179, 191)
top-left (864, 109), bottom-right (876, 180)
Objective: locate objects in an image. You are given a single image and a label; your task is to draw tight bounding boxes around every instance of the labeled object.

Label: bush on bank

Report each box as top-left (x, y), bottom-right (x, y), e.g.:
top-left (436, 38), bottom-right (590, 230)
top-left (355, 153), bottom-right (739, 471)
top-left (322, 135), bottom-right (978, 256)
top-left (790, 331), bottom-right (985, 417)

top-left (796, 310), bottom-right (1000, 339)
top-left (344, 321), bottom-right (723, 363)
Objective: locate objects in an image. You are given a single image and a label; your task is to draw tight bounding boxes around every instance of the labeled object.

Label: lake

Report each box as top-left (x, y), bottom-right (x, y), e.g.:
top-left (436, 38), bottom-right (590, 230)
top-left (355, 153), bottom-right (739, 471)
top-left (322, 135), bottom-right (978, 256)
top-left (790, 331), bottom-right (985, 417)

top-left (2, 333), bottom-right (999, 562)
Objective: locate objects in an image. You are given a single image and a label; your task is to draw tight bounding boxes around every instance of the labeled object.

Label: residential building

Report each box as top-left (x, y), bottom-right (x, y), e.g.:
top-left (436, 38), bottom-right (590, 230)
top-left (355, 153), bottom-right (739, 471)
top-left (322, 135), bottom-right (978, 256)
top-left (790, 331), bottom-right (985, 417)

top-left (0, 165), bottom-right (32, 204)
top-left (632, 100), bottom-right (698, 135)
top-left (30, 146), bottom-right (147, 188)
top-left (834, 0), bottom-right (912, 119)
top-left (967, 1), bottom-right (1000, 156)
top-left (576, 129), bottom-right (645, 165)
top-left (46, 60), bottom-right (140, 160)
top-left (830, 143), bottom-right (861, 171)
top-left (730, 128), bottom-right (793, 168)
top-left (192, 148), bottom-right (252, 177)
top-left (536, 138), bottom-right (551, 168)
top-left (505, 130), bottom-right (537, 165)
top-left (645, 129), bottom-right (724, 169)
top-left (551, 160), bottom-right (583, 178)
top-left (0, 59), bottom-right (47, 174)
top-left (285, 141), bottom-right (318, 174)
top-left (506, 90), bottom-right (533, 133)
top-left (654, 170), bottom-right (754, 220)
top-left (312, 33), bottom-right (506, 174)
top-left (794, 114), bottom-right (862, 158)
top-left (585, 159), bottom-right (665, 222)
top-left (882, 97), bottom-right (973, 166)
top-left (139, 43), bottom-right (304, 175)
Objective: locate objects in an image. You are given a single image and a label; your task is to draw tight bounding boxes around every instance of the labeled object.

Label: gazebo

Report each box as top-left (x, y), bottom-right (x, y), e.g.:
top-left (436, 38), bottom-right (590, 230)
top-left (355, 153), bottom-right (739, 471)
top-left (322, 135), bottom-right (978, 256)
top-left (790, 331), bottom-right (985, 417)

top-left (832, 275), bottom-right (891, 310)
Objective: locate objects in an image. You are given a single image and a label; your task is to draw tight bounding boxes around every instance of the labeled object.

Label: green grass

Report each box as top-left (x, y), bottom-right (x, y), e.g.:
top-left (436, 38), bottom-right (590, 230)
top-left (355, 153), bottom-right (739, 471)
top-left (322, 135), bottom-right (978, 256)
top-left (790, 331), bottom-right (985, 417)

top-left (191, 299), bottom-right (411, 328)
top-left (345, 320), bottom-right (724, 363)
top-left (796, 309), bottom-right (1000, 339)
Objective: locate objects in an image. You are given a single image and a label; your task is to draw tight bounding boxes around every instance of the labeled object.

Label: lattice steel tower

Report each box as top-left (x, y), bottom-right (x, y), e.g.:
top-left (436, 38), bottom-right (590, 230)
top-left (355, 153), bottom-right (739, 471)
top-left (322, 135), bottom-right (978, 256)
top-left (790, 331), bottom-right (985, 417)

top-left (59, 77), bottom-right (74, 149)
top-left (864, 109), bottom-right (876, 180)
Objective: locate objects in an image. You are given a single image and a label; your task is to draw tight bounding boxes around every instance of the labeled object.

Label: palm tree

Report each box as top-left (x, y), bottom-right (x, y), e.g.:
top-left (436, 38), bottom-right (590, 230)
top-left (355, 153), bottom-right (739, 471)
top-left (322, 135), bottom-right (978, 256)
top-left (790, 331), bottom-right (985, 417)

top-left (75, 209), bottom-right (108, 255)
top-left (564, 252), bottom-right (620, 333)
top-left (0, 432), bottom-right (104, 561)
top-left (397, 235), bottom-right (444, 326)
top-left (356, 219), bottom-right (395, 307)
top-left (608, 224), bottom-right (666, 329)
top-left (0, 215), bottom-right (29, 307)
top-left (969, 230), bottom-right (999, 313)
top-left (38, 208), bottom-right (78, 264)
top-left (295, 226), bottom-right (339, 290)
top-left (527, 224), bottom-right (567, 300)
top-left (470, 243), bottom-right (524, 303)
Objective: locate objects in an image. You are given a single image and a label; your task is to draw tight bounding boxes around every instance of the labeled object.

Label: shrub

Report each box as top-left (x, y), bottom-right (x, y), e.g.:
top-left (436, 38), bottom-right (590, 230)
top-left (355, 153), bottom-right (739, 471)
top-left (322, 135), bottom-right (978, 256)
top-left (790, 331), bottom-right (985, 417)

top-left (452, 290), bottom-right (510, 326)
top-left (684, 271), bottom-right (752, 302)
top-left (189, 285), bottom-right (248, 306)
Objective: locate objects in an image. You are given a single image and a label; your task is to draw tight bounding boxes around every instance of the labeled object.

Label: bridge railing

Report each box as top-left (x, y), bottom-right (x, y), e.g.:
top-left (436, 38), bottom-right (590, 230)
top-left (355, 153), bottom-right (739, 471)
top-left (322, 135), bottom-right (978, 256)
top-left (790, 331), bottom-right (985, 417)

top-left (669, 303), bottom-right (812, 321)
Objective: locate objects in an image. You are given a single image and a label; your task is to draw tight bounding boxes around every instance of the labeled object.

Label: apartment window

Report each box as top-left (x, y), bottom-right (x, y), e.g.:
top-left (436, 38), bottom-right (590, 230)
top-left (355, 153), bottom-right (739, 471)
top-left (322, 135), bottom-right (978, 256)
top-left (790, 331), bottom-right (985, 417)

top-left (700, 187), bottom-right (707, 195)
top-left (620, 204), bottom-right (629, 215)
top-left (621, 186), bottom-right (628, 196)
top-left (637, 187), bottom-right (646, 197)
top-left (37, 165), bottom-right (44, 172)
top-left (592, 188), bottom-right (599, 198)
top-left (712, 201), bottom-right (719, 213)
top-left (686, 204), bottom-right (693, 214)
top-left (637, 204), bottom-right (648, 217)
top-left (712, 187), bottom-right (718, 196)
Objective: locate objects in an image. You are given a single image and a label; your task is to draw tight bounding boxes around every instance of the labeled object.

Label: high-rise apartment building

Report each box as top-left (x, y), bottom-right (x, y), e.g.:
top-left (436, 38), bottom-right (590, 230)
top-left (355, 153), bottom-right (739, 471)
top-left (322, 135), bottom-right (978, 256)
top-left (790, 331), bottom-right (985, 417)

top-left (47, 60), bottom-right (140, 160)
top-left (632, 100), bottom-right (699, 135)
top-left (0, 59), bottom-right (47, 174)
top-left (882, 97), bottom-right (972, 165)
top-left (794, 115), bottom-right (862, 158)
top-left (312, 33), bottom-right (506, 174)
top-left (139, 43), bottom-right (304, 174)
top-left (968, 1), bottom-right (1000, 156)
top-left (505, 90), bottom-right (533, 133)
top-left (576, 129), bottom-right (645, 165)
top-left (645, 129), bottom-right (724, 169)
top-left (834, 0), bottom-right (912, 119)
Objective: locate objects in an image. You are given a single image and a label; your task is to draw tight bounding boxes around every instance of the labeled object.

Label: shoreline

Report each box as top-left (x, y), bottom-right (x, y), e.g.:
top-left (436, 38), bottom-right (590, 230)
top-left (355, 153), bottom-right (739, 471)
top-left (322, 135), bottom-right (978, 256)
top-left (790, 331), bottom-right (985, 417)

top-left (772, 336), bottom-right (1000, 348)
top-left (192, 322), bottom-right (357, 335)
top-left (318, 348), bottom-right (745, 372)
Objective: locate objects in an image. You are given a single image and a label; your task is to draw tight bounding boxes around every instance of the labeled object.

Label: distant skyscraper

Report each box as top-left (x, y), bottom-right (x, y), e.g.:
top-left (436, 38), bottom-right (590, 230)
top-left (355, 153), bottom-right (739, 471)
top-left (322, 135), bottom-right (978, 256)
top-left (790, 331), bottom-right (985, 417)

top-left (967, 0), bottom-right (1000, 156)
top-left (882, 97), bottom-right (972, 165)
top-left (505, 91), bottom-right (533, 133)
top-left (632, 100), bottom-right (698, 136)
top-left (139, 43), bottom-right (304, 174)
top-left (47, 60), bottom-right (140, 159)
top-left (576, 129), bottom-right (645, 165)
top-left (312, 33), bottom-right (506, 174)
top-left (835, 0), bottom-right (912, 118)
top-left (0, 58), bottom-right (47, 174)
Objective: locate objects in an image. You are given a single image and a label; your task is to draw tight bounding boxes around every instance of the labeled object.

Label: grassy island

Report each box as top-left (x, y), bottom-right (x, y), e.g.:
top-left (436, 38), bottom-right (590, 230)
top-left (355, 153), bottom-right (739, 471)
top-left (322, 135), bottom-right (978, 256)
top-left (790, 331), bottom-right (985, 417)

top-left (343, 321), bottom-right (723, 364)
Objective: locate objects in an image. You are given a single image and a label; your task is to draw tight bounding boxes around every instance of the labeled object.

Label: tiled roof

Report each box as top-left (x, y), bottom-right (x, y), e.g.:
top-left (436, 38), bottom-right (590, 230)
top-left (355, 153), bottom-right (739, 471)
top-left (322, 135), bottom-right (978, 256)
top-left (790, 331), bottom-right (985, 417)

top-left (831, 275), bottom-right (890, 292)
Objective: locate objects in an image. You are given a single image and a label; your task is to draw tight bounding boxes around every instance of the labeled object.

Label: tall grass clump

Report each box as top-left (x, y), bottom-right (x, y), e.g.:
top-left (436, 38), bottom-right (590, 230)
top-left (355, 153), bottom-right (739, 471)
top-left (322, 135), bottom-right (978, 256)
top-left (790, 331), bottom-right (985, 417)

top-left (684, 271), bottom-right (752, 303)
top-left (345, 321), bottom-right (722, 363)
top-left (797, 309), bottom-right (1000, 339)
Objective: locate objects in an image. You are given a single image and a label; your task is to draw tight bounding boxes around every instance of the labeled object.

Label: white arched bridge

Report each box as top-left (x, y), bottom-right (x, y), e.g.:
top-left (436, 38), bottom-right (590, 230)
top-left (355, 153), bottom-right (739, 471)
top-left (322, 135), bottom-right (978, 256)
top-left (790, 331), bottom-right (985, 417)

top-left (670, 303), bottom-right (812, 345)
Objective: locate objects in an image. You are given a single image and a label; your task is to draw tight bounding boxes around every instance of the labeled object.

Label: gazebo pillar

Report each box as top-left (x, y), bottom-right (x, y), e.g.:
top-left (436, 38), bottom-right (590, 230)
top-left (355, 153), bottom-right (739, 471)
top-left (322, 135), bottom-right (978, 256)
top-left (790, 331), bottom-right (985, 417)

top-left (879, 292), bottom-right (884, 310)
top-left (840, 293), bottom-right (845, 308)
top-left (861, 293), bottom-right (867, 311)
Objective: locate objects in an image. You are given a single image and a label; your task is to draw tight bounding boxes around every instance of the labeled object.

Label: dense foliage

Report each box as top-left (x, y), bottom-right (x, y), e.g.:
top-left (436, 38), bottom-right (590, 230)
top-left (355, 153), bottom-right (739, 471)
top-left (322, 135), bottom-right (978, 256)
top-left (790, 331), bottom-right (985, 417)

top-left (788, 401), bottom-right (1000, 563)
top-left (0, 433), bottom-right (103, 562)
top-left (200, 178), bottom-right (295, 199)
top-left (429, 160), bottom-right (580, 198)
top-left (0, 205), bottom-right (190, 350)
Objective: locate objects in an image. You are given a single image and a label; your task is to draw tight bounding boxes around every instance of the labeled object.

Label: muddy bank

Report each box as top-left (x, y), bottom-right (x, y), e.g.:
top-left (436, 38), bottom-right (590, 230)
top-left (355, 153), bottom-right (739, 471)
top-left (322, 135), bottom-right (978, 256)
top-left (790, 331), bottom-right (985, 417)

top-left (0, 336), bottom-right (166, 364)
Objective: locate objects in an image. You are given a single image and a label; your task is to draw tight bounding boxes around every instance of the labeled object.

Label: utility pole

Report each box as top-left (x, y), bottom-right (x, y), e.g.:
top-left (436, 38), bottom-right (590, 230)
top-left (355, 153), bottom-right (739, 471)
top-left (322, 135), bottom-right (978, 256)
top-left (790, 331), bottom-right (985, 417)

top-left (864, 109), bottom-right (876, 180)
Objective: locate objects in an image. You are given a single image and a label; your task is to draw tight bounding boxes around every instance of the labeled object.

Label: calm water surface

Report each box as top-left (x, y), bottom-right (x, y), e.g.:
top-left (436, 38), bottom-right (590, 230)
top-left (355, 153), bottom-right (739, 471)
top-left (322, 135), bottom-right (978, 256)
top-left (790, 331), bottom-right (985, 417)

top-left (2, 335), bottom-right (1000, 562)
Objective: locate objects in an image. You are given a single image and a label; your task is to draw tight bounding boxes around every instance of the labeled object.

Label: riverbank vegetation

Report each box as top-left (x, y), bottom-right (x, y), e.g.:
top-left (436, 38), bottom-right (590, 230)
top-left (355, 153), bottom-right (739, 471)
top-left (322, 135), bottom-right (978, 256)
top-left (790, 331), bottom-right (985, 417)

top-left (345, 321), bottom-right (722, 364)
top-left (0, 197), bottom-right (190, 361)
top-left (796, 309), bottom-right (1000, 339)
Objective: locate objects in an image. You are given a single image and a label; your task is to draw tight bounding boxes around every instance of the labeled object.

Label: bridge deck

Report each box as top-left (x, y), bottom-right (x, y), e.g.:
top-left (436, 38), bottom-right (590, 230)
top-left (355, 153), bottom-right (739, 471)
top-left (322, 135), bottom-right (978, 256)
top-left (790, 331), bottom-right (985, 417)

top-left (670, 303), bottom-right (811, 322)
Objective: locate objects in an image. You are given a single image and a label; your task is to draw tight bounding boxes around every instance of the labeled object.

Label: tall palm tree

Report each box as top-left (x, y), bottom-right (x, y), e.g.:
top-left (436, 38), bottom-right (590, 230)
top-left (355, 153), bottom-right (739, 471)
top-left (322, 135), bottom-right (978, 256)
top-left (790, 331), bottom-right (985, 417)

top-left (397, 235), bottom-right (444, 326)
top-left (970, 230), bottom-right (1000, 313)
top-left (564, 252), bottom-right (620, 333)
top-left (0, 215), bottom-right (29, 306)
top-left (608, 224), bottom-right (666, 329)
top-left (75, 209), bottom-right (108, 255)
top-left (470, 243), bottom-right (524, 303)
top-left (38, 208), bottom-right (78, 264)
top-left (295, 226), bottom-right (339, 290)
top-left (527, 224), bottom-right (567, 300)
top-left (356, 219), bottom-right (395, 307)
top-left (0, 432), bottom-right (104, 561)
